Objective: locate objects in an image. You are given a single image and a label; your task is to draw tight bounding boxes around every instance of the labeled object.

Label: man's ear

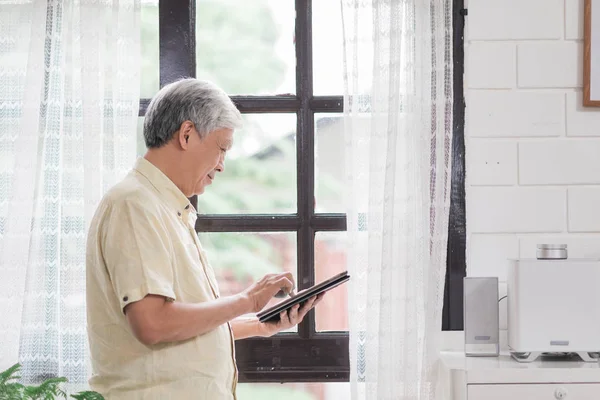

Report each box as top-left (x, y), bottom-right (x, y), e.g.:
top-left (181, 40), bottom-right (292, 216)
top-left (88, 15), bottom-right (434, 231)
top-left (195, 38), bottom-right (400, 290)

top-left (177, 121), bottom-right (194, 149)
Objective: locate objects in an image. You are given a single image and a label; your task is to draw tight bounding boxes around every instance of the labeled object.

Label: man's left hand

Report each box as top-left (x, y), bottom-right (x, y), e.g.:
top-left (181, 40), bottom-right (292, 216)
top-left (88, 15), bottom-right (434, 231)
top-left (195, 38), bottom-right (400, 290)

top-left (259, 294), bottom-right (324, 337)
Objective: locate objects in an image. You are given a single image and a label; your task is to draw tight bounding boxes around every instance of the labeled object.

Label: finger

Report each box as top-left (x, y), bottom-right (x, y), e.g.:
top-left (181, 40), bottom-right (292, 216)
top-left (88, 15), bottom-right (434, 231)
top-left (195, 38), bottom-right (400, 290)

top-left (298, 297), bottom-right (316, 316)
top-left (303, 296), bottom-right (317, 309)
top-left (261, 273), bottom-right (278, 283)
top-left (274, 272), bottom-right (295, 290)
top-left (313, 294), bottom-right (324, 306)
top-left (280, 310), bottom-right (290, 326)
top-left (281, 271), bottom-right (294, 285)
top-left (283, 286), bottom-right (296, 297)
top-left (272, 276), bottom-right (294, 295)
top-left (289, 304), bottom-right (300, 322)
top-left (297, 302), bottom-right (316, 323)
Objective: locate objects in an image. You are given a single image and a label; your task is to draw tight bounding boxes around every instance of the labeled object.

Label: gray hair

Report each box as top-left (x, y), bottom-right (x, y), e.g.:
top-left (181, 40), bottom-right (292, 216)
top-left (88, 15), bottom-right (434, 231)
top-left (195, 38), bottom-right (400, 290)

top-left (143, 78), bottom-right (243, 148)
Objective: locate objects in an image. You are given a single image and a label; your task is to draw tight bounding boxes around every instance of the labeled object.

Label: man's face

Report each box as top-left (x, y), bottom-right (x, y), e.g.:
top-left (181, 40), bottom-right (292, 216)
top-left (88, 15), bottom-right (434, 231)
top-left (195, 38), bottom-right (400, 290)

top-left (188, 127), bottom-right (233, 195)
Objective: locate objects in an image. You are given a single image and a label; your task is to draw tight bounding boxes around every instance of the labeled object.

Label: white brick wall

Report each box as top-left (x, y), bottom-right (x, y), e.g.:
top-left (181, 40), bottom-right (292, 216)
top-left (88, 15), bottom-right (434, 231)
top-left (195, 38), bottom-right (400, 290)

top-left (566, 0), bottom-right (584, 40)
top-left (468, 139), bottom-right (517, 185)
top-left (468, 187), bottom-right (566, 233)
top-left (568, 187), bottom-right (600, 231)
top-left (566, 91), bottom-right (600, 135)
top-left (467, 42), bottom-right (516, 89)
top-left (468, 0), bottom-right (563, 40)
top-left (517, 42), bottom-right (582, 88)
top-left (467, 91), bottom-right (565, 137)
top-left (465, 0), bottom-right (600, 331)
top-left (519, 140), bottom-right (600, 184)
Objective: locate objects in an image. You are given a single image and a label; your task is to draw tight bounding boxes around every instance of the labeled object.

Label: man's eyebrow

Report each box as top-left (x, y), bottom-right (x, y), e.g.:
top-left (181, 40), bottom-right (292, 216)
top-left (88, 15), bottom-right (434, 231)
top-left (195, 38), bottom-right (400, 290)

top-left (223, 139), bottom-right (233, 150)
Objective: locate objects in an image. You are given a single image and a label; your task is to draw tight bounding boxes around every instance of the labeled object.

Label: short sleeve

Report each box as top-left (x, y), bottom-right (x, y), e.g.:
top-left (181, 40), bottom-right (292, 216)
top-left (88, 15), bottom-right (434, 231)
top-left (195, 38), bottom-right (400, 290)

top-left (101, 198), bottom-right (176, 312)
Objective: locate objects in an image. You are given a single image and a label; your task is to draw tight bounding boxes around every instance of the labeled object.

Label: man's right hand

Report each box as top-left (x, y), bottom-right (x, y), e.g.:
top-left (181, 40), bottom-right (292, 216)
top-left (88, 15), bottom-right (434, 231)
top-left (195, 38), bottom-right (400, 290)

top-left (241, 272), bottom-right (295, 313)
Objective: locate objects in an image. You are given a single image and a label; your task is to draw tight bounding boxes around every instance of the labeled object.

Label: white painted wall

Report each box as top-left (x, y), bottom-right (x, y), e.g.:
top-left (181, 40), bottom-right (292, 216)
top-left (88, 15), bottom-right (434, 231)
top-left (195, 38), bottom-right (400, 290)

top-left (465, 0), bottom-right (600, 330)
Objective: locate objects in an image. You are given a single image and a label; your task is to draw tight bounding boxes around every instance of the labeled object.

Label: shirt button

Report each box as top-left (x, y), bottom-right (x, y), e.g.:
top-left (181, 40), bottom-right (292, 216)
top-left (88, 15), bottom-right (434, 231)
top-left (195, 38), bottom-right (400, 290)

top-left (177, 211), bottom-right (182, 216)
top-left (185, 204), bottom-right (190, 210)
top-left (123, 296), bottom-right (129, 302)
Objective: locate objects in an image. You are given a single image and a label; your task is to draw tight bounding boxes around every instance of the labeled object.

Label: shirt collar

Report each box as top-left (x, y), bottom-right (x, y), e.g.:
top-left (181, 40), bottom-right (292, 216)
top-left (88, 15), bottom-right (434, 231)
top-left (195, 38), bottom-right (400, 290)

top-left (133, 157), bottom-right (196, 217)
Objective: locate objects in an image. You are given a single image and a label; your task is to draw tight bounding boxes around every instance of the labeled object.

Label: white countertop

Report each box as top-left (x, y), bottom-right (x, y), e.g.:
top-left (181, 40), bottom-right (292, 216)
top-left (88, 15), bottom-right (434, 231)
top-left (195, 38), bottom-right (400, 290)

top-left (440, 351), bottom-right (600, 384)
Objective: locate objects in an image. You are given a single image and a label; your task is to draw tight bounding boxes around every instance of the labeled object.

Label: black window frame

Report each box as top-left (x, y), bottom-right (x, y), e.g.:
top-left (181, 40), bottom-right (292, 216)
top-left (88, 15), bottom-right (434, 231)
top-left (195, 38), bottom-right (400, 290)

top-left (142, 0), bottom-right (466, 383)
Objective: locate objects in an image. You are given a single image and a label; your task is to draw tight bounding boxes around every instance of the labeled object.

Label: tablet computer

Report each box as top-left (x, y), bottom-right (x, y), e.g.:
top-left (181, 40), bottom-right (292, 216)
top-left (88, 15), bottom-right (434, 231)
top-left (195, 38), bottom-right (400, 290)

top-left (256, 270), bottom-right (350, 323)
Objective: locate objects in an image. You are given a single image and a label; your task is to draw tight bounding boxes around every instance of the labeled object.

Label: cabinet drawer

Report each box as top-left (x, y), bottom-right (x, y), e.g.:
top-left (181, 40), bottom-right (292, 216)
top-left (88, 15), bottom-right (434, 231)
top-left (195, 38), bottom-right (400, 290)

top-left (468, 383), bottom-right (600, 400)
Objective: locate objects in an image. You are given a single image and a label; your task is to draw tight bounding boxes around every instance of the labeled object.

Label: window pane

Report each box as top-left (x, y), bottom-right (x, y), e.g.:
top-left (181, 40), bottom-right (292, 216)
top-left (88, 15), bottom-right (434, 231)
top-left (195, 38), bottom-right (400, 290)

top-left (197, 114), bottom-right (297, 214)
top-left (315, 232), bottom-right (348, 332)
top-left (313, 0), bottom-right (344, 95)
top-left (237, 382), bottom-right (350, 400)
top-left (141, 0), bottom-right (159, 98)
top-left (198, 231), bottom-right (297, 332)
top-left (195, 0), bottom-right (295, 95)
top-left (315, 114), bottom-right (345, 213)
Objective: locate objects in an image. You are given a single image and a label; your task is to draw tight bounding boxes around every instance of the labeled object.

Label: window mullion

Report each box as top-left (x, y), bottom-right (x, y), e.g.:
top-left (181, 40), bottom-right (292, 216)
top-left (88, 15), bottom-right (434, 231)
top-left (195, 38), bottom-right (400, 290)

top-left (194, 215), bottom-right (301, 232)
top-left (158, 0), bottom-right (195, 87)
top-left (295, 0), bottom-right (316, 339)
top-left (309, 96), bottom-right (344, 112)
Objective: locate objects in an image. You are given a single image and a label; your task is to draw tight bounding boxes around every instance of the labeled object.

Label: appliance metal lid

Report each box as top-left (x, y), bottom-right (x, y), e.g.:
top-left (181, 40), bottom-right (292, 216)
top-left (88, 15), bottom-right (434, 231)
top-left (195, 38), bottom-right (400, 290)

top-left (537, 244), bottom-right (567, 250)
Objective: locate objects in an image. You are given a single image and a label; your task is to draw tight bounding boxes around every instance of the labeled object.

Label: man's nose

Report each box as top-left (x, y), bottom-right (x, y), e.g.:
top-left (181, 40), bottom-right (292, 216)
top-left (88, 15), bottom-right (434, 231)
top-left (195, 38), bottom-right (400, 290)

top-left (215, 156), bottom-right (225, 173)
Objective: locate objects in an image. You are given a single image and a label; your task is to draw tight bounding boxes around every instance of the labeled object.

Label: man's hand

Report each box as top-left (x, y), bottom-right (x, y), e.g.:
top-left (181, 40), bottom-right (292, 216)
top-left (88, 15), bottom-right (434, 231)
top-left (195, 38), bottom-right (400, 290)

top-left (241, 272), bottom-right (295, 313)
top-left (259, 293), bottom-right (325, 337)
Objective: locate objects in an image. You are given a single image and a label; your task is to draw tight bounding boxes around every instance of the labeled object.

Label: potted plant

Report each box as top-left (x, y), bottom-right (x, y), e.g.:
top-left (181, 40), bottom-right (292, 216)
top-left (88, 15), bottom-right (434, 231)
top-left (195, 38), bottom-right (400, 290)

top-left (0, 363), bottom-right (104, 400)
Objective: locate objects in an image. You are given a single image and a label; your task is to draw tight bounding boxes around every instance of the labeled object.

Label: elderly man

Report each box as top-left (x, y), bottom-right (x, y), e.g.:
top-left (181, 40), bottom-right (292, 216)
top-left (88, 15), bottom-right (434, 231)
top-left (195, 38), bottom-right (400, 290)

top-left (86, 78), bottom-right (320, 399)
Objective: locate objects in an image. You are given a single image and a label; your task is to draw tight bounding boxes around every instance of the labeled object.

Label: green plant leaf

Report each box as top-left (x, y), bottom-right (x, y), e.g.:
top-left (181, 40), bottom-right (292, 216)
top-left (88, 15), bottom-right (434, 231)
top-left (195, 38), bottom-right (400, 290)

top-left (0, 382), bottom-right (26, 400)
top-left (70, 391), bottom-right (105, 400)
top-left (0, 363), bottom-right (104, 400)
top-left (23, 377), bottom-right (68, 399)
top-left (0, 363), bottom-right (21, 385)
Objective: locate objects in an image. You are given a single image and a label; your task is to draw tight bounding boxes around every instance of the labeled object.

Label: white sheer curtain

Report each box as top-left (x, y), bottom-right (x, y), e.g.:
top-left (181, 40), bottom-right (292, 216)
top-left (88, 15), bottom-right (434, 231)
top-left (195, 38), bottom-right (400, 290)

top-left (341, 0), bottom-right (453, 399)
top-left (0, 0), bottom-right (140, 388)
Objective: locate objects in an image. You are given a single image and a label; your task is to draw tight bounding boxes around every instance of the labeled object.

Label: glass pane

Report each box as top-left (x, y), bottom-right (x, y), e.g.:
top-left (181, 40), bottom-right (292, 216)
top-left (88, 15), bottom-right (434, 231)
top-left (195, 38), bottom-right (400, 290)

top-left (315, 114), bottom-right (345, 213)
top-left (313, 0), bottom-right (344, 95)
top-left (237, 382), bottom-right (350, 400)
top-left (315, 232), bottom-right (348, 332)
top-left (197, 114), bottom-right (297, 214)
top-left (198, 232), bottom-right (297, 332)
top-left (136, 117), bottom-right (146, 157)
top-left (195, 0), bottom-right (295, 95)
top-left (141, 0), bottom-right (159, 98)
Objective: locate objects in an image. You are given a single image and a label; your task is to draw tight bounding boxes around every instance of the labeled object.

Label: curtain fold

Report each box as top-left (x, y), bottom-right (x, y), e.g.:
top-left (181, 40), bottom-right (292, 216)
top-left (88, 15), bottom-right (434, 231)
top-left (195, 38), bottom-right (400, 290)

top-left (341, 0), bottom-right (453, 398)
top-left (0, 0), bottom-right (140, 390)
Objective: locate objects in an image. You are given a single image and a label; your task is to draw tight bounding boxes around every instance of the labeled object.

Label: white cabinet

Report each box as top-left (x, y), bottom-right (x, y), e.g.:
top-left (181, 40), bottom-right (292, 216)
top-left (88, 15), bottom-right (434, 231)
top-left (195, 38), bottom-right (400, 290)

top-left (468, 383), bottom-right (600, 400)
top-left (440, 351), bottom-right (600, 400)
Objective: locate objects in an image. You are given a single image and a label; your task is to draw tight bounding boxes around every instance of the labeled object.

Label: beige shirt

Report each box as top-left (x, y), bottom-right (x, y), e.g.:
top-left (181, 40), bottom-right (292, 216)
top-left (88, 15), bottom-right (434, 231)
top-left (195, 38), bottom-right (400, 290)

top-left (86, 157), bottom-right (237, 400)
